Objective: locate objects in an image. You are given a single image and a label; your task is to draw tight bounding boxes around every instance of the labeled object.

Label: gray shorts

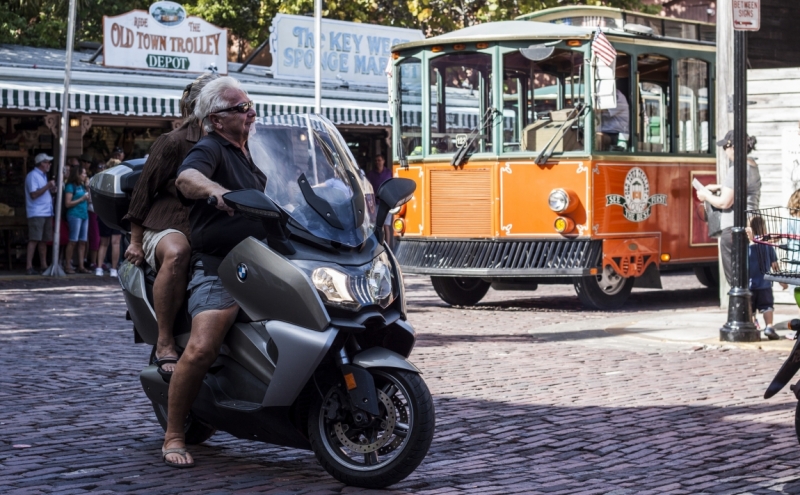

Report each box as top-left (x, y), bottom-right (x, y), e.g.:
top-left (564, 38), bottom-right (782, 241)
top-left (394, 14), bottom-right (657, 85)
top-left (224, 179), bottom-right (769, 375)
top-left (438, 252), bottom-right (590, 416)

top-left (187, 266), bottom-right (237, 318)
top-left (28, 216), bottom-right (53, 242)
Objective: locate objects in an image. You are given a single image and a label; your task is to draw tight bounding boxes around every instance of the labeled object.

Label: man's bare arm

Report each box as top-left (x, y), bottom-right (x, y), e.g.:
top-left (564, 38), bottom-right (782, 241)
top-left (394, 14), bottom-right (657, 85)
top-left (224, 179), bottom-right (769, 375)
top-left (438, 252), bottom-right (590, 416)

top-left (176, 169), bottom-right (233, 214)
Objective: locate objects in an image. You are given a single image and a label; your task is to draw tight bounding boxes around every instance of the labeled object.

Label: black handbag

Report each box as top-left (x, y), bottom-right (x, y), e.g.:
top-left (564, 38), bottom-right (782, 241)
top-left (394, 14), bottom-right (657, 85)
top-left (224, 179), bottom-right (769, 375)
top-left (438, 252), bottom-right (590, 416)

top-left (703, 200), bottom-right (723, 238)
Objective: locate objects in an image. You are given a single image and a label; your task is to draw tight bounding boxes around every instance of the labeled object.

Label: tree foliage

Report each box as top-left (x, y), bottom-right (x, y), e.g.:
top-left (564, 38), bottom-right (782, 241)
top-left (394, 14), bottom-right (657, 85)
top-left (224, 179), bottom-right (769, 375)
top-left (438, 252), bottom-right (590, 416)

top-left (0, 0), bottom-right (662, 50)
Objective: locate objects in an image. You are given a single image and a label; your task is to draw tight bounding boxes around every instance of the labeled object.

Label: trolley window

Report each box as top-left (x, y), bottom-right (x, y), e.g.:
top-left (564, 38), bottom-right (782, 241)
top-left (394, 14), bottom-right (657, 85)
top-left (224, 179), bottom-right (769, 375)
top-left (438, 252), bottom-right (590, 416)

top-left (677, 58), bottom-right (710, 154)
top-left (637, 54), bottom-right (671, 153)
top-left (595, 52), bottom-right (632, 152)
top-left (429, 52), bottom-right (492, 155)
top-left (397, 57), bottom-right (423, 157)
top-left (501, 48), bottom-right (585, 153)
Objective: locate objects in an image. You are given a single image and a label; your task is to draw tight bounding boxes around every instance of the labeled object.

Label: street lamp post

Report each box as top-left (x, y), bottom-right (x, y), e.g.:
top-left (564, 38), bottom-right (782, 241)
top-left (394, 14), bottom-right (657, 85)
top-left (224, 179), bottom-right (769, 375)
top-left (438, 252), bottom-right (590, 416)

top-left (720, 29), bottom-right (758, 342)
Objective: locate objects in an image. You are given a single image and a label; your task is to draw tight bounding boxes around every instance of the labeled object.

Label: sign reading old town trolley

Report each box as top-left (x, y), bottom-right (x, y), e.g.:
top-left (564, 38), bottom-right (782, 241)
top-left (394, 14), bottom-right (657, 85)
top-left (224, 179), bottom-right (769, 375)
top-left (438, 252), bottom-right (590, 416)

top-left (103, 1), bottom-right (228, 74)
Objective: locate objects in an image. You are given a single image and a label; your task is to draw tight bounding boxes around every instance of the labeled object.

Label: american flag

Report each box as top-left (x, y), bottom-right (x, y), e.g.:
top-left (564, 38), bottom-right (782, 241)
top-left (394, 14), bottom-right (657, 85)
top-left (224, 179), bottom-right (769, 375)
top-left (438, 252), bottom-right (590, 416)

top-left (592, 30), bottom-right (617, 67)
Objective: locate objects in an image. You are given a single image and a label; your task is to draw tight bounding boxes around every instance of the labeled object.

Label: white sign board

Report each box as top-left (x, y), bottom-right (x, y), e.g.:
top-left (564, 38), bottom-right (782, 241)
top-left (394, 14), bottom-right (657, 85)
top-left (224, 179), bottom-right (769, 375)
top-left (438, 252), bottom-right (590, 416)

top-left (269, 14), bottom-right (424, 87)
top-left (103, 1), bottom-right (228, 74)
top-left (782, 127), bottom-right (800, 205)
top-left (732, 0), bottom-right (760, 31)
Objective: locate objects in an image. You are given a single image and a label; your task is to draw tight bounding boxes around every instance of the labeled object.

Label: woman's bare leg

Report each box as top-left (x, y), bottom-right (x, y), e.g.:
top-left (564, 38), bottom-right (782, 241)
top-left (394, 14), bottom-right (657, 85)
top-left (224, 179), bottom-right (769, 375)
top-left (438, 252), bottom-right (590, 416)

top-left (152, 233), bottom-right (191, 372)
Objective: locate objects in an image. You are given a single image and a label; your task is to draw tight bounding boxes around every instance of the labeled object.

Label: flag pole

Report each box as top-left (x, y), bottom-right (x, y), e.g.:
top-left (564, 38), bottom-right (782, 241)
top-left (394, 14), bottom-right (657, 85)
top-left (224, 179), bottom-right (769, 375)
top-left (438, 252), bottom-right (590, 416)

top-left (44, 0), bottom-right (76, 277)
top-left (314, 0), bottom-right (322, 114)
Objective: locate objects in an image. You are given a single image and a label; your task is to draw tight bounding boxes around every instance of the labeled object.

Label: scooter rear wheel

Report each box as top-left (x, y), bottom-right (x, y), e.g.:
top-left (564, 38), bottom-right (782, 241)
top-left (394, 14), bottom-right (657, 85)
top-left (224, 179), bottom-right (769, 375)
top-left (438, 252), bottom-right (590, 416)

top-left (309, 369), bottom-right (435, 488)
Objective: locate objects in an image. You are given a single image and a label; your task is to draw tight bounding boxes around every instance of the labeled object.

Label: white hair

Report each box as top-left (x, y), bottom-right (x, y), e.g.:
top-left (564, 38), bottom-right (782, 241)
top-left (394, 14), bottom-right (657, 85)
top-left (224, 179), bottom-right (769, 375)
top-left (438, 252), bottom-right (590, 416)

top-left (194, 76), bottom-right (247, 132)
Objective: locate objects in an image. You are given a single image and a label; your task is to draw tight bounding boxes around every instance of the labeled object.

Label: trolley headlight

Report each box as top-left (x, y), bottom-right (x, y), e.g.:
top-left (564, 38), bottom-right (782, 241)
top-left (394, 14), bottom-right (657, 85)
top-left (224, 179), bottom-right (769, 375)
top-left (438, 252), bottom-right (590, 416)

top-left (300, 252), bottom-right (396, 311)
top-left (548, 189), bottom-right (570, 213)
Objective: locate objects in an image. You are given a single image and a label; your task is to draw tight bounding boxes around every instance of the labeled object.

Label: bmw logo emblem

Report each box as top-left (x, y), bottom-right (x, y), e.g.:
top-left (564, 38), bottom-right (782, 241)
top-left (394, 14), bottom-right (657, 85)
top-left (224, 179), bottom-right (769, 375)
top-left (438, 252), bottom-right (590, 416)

top-left (236, 263), bottom-right (248, 282)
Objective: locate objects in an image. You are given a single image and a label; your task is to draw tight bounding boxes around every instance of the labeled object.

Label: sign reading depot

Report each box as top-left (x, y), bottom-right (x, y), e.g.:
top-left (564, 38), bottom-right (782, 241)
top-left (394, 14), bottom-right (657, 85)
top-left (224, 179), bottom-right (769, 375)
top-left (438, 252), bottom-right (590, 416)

top-left (606, 167), bottom-right (667, 222)
top-left (103, 1), bottom-right (228, 74)
top-left (269, 14), bottom-right (424, 87)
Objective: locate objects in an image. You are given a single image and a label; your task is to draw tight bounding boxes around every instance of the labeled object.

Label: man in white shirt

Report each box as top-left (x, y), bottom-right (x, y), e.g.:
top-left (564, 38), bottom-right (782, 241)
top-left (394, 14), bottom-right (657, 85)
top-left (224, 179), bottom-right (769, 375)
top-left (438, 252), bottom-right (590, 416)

top-left (25, 153), bottom-right (56, 275)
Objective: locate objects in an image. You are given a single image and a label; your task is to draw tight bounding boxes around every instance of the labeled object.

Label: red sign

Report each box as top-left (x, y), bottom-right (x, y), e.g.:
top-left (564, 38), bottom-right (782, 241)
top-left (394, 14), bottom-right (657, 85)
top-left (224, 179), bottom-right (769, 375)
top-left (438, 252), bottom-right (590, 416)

top-left (733, 0), bottom-right (760, 31)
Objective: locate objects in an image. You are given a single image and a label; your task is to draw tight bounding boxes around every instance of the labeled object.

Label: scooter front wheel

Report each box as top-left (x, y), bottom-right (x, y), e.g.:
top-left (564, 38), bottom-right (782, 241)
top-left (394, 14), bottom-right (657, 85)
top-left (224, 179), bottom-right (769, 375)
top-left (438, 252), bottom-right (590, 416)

top-left (309, 369), bottom-right (435, 488)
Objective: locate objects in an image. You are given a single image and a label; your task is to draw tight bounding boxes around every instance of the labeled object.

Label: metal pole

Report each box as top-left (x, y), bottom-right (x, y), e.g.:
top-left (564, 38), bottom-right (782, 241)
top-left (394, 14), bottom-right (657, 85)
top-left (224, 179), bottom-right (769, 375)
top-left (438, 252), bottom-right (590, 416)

top-left (716, 0), bottom-right (734, 308)
top-left (314, 0), bottom-right (322, 114)
top-left (44, 0), bottom-right (76, 277)
top-left (720, 30), bottom-right (757, 341)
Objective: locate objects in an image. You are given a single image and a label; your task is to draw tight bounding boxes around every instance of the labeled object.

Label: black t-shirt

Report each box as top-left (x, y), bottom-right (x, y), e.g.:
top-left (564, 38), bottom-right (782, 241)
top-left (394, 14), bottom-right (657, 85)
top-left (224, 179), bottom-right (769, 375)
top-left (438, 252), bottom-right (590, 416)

top-left (178, 132), bottom-right (267, 272)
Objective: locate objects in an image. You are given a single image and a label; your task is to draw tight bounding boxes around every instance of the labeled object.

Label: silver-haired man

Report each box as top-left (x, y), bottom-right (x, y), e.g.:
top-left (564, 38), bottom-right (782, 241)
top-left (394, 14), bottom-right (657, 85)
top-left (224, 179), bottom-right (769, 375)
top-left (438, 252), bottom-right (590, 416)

top-left (163, 76), bottom-right (267, 468)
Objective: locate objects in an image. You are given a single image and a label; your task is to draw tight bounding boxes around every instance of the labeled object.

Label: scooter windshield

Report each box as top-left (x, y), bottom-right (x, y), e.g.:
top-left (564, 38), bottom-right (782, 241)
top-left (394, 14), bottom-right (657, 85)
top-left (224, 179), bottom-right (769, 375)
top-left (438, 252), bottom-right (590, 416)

top-left (249, 114), bottom-right (376, 247)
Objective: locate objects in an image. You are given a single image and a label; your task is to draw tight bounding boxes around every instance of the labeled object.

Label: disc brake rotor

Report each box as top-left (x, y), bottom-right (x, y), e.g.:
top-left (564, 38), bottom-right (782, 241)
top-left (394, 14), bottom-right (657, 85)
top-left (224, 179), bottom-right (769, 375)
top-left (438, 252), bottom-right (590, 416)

top-left (378, 395), bottom-right (409, 455)
top-left (333, 389), bottom-right (396, 454)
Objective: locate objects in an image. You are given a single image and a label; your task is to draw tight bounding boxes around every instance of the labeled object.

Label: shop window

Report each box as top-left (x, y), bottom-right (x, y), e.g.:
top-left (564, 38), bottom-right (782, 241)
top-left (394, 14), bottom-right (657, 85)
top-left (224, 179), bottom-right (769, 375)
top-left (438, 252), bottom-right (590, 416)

top-left (677, 58), bottom-right (710, 153)
top-left (397, 57), bottom-right (422, 157)
top-left (502, 48), bottom-right (584, 153)
top-left (429, 52), bottom-right (492, 155)
top-left (83, 125), bottom-right (170, 165)
top-left (595, 52), bottom-right (632, 152)
top-left (637, 54), bottom-right (671, 153)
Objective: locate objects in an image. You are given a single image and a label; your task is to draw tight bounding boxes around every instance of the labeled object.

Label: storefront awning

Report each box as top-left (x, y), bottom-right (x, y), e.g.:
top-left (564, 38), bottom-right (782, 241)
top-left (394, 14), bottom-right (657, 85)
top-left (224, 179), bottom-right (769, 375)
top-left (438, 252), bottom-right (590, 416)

top-left (0, 81), bottom-right (390, 127)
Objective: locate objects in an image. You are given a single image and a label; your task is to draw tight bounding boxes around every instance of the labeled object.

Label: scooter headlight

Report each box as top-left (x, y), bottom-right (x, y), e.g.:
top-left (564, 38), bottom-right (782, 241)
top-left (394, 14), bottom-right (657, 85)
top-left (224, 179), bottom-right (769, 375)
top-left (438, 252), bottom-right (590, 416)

top-left (311, 267), bottom-right (360, 310)
top-left (303, 252), bottom-right (396, 311)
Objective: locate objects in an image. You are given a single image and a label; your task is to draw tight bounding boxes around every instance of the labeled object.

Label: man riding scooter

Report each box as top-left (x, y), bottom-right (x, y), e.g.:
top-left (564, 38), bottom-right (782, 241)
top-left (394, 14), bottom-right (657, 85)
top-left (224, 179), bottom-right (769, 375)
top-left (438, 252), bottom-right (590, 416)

top-left (163, 76), bottom-right (265, 468)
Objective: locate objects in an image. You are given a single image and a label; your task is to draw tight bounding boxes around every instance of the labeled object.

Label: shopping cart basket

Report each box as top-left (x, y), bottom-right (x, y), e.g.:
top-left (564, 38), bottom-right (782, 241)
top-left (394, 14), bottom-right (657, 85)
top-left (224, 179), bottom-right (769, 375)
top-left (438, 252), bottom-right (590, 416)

top-left (747, 207), bottom-right (800, 285)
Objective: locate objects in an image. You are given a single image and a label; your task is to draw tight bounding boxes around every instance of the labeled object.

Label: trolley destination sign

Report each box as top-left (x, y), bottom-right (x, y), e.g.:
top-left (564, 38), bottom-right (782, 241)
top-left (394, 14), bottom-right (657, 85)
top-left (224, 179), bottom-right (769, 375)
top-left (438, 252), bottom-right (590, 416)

top-left (103, 1), bottom-right (228, 74)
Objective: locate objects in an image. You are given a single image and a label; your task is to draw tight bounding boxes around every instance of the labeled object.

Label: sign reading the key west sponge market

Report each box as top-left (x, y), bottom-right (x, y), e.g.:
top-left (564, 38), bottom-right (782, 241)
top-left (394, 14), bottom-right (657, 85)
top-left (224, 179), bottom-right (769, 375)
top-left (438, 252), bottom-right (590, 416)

top-left (269, 14), bottom-right (424, 87)
top-left (103, 1), bottom-right (228, 74)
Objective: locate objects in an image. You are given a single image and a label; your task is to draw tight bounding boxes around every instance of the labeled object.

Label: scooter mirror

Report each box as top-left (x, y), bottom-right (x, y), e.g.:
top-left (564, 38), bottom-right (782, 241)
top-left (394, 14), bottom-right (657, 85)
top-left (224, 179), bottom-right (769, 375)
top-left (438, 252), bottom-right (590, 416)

top-left (223, 189), bottom-right (282, 219)
top-left (375, 178), bottom-right (416, 243)
top-left (377, 178), bottom-right (416, 211)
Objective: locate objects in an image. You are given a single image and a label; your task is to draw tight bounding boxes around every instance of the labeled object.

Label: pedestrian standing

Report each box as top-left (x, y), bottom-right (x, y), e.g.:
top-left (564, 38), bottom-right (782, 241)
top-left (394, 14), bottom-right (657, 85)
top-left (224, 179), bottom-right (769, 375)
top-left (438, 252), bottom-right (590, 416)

top-left (79, 154), bottom-right (101, 270)
top-left (24, 153), bottom-right (56, 275)
top-left (94, 157), bottom-right (125, 276)
top-left (366, 154), bottom-right (393, 245)
top-left (696, 130), bottom-right (760, 285)
top-left (63, 165), bottom-right (90, 274)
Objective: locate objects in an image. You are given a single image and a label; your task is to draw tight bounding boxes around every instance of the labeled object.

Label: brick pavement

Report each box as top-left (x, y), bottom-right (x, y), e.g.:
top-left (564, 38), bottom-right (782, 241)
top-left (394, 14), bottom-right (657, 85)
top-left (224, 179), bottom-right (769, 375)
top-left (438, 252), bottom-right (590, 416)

top-left (1, 274), bottom-right (799, 494)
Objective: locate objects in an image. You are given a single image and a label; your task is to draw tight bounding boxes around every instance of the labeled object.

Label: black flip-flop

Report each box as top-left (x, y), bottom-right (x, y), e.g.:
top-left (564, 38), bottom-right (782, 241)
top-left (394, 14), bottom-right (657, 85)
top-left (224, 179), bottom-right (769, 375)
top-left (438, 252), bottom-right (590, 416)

top-left (154, 356), bottom-right (179, 382)
top-left (162, 447), bottom-right (195, 468)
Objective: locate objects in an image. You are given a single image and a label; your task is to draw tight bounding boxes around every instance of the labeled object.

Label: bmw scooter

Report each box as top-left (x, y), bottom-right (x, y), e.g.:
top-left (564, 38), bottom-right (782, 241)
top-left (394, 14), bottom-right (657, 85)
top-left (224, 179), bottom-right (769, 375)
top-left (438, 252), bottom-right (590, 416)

top-left (90, 114), bottom-right (434, 488)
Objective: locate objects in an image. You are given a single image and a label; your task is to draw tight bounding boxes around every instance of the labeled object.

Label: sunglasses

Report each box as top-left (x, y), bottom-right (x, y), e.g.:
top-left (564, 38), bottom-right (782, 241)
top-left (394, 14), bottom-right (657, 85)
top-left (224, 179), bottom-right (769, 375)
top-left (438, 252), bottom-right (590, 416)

top-left (213, 100), bottom-right (254, 115)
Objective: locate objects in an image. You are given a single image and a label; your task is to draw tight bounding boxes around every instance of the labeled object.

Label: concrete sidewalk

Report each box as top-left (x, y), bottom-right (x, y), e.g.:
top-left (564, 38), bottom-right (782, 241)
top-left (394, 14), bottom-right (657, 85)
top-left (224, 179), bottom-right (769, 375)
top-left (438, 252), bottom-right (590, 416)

top-left (606, 306), bottom-right (799, 350)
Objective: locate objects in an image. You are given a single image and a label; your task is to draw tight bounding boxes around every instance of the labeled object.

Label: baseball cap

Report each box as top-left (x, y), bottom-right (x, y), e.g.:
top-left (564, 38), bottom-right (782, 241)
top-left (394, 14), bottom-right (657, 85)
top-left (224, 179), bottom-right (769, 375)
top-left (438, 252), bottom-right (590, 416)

top-left (112, 147), bottom-right (124, 154)
top-left (34, 153), bottom-right (53, 164)
top-left (79, 153), bottom-right (93, 162)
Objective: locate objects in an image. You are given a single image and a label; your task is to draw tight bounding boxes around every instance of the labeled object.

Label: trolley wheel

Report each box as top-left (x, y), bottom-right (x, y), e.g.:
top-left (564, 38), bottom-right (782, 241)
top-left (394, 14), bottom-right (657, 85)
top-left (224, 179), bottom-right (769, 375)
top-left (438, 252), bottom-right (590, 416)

top-left (693, 265), bottom-right (719, 289)
top-left (430, 277), bottom-right (490, 306)
top-left (573, 266), bottom-right (634, 310)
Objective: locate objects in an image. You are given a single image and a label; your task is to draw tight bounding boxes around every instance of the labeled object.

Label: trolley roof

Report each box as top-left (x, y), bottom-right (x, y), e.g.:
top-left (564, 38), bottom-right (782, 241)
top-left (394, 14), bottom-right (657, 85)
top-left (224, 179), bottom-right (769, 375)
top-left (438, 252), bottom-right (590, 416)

top-left (393, 6), bottom-right (715, 53)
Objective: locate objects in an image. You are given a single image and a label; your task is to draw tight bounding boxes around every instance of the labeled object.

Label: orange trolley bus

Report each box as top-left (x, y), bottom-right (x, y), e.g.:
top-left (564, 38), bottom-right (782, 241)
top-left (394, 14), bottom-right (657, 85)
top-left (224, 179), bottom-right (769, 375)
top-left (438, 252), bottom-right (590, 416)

top-left (388, 6), bottom-right (718, 309)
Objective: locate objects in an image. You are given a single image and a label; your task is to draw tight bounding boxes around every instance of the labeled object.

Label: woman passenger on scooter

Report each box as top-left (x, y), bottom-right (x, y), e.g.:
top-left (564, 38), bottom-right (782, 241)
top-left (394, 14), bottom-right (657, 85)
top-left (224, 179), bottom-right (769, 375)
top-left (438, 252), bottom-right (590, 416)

top-left (123, 72), bottom-right (219, 376)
